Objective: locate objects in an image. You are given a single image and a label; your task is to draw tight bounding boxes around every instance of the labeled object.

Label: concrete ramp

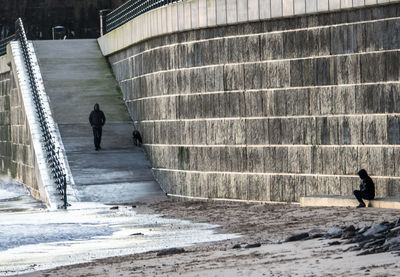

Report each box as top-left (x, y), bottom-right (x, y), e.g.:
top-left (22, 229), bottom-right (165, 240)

top-left (33, 39), bottom-right (163, 204)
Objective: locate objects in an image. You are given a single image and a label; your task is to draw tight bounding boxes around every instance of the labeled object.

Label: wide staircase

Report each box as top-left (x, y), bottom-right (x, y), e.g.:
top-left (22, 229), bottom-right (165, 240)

top-left (33, 39), bottom-right (163, 204)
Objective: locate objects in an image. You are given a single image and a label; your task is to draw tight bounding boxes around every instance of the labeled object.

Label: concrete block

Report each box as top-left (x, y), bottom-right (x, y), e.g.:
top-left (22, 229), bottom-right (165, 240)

top-left (223, 64), bottom-right (244, 91)
top-left (336, 55), bottom-right (361, 85)
top-left (226, 0), bottom-right (238, 24)
top-left (248, 0), bottom-right (260, 20)
top-left (342, 147), bottom-right (359, 175)
top-left (388, 178), bottom-right (400, 198)
top-left (207, 0), bottom-right (217, 26)
top-left (382, 147), bottom-right (395, 177)
top-left (280, 118), bottom-right (295, 145)
top-left (361, 53), bottom-right (385, 83)
top-left (319, 87), bottom-right (334, 115)
top-left (355, 85), bottom-right (385, 114)
top-left (293, 117), bottom-right (316, 144)
top-left (237, 0), bottom-right (248, 22)
top-left (290, 58), bottom-right (314, 86)
top-left (304, 175), bottom-right (318, 196)
top-left (199, 0), bottom-right (208, 27)
top-left (184, 1), bottom-right (192, 29)
top-left (282, 175), bottom-right (296, 202)
top-left (288, 146), bottom-right (312, 173)
top-left (306, 0), bottom-right (317, 12)
top-left (329, 0), bottom-right (341, 10)
top-left (338, 116), bottom-right (363, 145)
top-left (271, 0), bottom-right (283, 17)
top-left (317, 175), bottom-right (340, 195)
top-left (333, 86), bottom-right (356, 115)
top-left (171, 5), bottom-right (178, 32)
top-left (259, 0), bottom-right (271, 19)
top-left (341, 0), bottom-right (353, 8)
top-left (374, 178), bottom-right (388, 198)
top-left (247, 147), bottom-right (264, 172)
top-left (282, 0), bottom-right (294, 16)
top-left (294, 0), bottom-right (306, 14)
top-left (264, 147), bottom-right (288, 173)
top-left (362, 115), bottom-right (387, 144)
top-left (317, 0), bottom-right (329, 11)
top-left (387, 115), bottom-right (400, 144)
top-left (340, 176), bottom-right (360, 197)
top-left (191, 0), bottom-right (199, 29)
top-left (248, 174), bottom-right (270, 201)
top-left (316, 117), bottom-right (339, 145)
top-left (246, 118), bottom-right (268, 144)
top-left (216, 0), bottom-right (227, 25)
top-left (293, 175), bottom-right (307, 201)
top-left (264, 61), bottom-right (290, 88)
top-left (270, 175), bottom-right (284, 201)
top-left (245, 91), bottom-right (264, 116)
top-left (358, 147), bottom-right (384, 177)
top-left (261, 33), bottom-right (283, 61)
top-left (177, 4), bottom-right (185, 31)
top-left (227, 37), bottom-right (240, 63)
top-left (353, 0), bottom-right (365, 6)
top-left (244, 63), bottom-right (262, 90)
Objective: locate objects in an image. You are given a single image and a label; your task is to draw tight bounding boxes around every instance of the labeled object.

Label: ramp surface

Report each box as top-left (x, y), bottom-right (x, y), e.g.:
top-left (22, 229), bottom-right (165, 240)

top-left (33, 39), bottom-right (163, 204)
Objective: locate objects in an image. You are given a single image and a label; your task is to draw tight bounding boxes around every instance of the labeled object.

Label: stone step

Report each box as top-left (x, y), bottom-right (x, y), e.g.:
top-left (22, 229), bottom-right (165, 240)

top-left (300, 195), bottom-right (400, 210)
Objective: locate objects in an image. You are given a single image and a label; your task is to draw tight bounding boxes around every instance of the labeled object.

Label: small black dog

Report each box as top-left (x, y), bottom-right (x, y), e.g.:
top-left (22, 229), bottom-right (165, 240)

top-left (132, 130), bottom-right (143, 146)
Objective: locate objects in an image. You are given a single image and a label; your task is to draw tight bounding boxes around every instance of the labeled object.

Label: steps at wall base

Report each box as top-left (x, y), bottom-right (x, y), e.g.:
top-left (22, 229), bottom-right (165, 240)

top-left (300, 195), bottom-right (400, 210)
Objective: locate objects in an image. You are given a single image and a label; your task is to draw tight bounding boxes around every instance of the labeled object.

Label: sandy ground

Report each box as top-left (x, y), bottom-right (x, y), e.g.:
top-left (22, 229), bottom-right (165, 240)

top-left (19, 199), bottom-right (400, 277)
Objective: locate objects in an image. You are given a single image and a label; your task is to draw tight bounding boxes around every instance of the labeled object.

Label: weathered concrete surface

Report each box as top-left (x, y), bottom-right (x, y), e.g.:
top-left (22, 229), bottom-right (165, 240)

top-left (0, 48), bottom-right (41, 200)
top-left (34, 39), bottom-right (164, 204)
top-left (107, 4), bottom-right (400, 203)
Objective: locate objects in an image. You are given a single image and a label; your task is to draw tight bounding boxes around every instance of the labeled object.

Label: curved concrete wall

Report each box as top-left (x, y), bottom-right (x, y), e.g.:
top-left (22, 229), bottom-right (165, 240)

top-left (98, 0), bottom-right (400, 56)
top-left (103, 3), bottom-right (400, 202)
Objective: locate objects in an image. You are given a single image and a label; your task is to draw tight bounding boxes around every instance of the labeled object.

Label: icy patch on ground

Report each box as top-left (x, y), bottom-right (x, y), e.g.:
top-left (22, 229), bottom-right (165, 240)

top-left (0, 203), bottom-right (239, 276)
top-left (0, 177), bottom-right (29, 200)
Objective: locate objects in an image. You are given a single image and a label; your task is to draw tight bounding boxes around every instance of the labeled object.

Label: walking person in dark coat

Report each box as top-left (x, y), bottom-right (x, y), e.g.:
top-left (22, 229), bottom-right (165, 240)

top-left (89, 103), bottom-right (106, 151)
top-left (353, 169), bottom-right (375, 208)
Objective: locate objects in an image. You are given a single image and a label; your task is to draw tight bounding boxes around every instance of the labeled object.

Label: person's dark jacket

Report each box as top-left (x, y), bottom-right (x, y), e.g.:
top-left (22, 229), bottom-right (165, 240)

top-left (357, 169), bottom-right (375, 199)
top-left (89, 103), bottom-right (106, 128)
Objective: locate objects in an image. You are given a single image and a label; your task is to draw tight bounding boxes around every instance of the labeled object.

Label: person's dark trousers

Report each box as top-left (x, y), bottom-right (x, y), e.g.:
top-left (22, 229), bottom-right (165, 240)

top-left (353, 190), bottom-right (374, 206)
top-left (92, 126), bottom-right (102, 150)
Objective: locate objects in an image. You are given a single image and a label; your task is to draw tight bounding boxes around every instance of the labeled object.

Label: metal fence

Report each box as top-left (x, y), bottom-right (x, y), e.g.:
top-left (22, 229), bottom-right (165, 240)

top-left (15, 18), bottom-right (69, 209)
top-left (0, 34), bottom-right (16, 56)
top-left (104, 0), bottom-right (180, 34)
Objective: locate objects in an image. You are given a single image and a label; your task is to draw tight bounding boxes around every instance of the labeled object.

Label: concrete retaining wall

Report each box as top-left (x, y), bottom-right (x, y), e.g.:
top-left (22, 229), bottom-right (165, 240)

top-left (105, 3), bottom-right (400, 202)
top-left (0, 51), bottom-right (40, 199)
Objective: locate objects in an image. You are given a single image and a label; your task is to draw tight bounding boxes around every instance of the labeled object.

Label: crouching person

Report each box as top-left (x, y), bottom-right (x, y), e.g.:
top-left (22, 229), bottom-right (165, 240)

top-left (353, 169), bottom-right (375, 208)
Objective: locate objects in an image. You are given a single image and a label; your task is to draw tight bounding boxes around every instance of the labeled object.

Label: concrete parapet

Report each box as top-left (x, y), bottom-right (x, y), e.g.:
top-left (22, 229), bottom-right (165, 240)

top-left (107, 3), bottom-right (400, 202)
top-left (98, 0), bottom-right (400, 56)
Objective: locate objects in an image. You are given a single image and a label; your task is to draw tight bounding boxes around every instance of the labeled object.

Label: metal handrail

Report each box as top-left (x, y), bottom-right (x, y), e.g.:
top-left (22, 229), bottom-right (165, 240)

top-left (104, 0), bottom-right (181, 34)
top-left (15, 18), bottom-right (69, 209)
top-left (0, 34), bottom-right (16, 56)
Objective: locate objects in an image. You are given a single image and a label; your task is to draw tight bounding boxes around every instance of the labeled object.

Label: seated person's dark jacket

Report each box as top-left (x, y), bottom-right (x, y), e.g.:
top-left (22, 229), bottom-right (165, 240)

top-left (358, 169), bottom-right (375, 200)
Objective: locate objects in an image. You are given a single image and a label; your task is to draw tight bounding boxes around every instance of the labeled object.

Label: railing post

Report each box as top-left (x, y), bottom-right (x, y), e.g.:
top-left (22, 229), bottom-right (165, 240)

top-left (100, 9), bottom-right (111, 36)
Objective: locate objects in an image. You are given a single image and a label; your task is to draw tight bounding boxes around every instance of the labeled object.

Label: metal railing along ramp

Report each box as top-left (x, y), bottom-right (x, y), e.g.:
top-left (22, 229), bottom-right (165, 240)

top-left (33, 39), bottom-right (164, 204)
top-left (103, 0), bottom-right (180, 34)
